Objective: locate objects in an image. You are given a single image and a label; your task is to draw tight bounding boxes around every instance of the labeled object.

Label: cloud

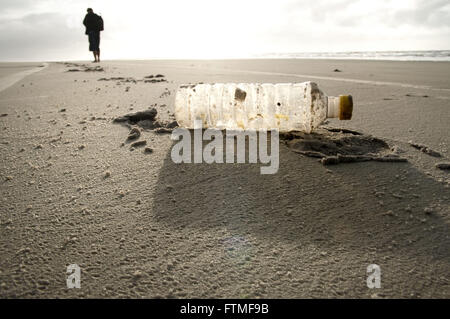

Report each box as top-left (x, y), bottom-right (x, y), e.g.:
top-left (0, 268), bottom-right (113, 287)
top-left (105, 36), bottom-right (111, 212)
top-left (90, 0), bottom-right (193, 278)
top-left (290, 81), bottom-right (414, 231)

top-left (0, 0), bottom-right (35, 12)
top-left (0, 12), bottom-right (86, 61)
top-left (391, 0), bottom-right (450, 28)
top-left (254, 0), bottom-right (450, 52)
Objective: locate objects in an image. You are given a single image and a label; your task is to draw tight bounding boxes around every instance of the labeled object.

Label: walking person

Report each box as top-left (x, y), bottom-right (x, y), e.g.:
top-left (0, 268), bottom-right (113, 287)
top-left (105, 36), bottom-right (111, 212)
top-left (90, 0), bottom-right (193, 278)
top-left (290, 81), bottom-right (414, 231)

top-left (83, 8), bottom-right (104, 63)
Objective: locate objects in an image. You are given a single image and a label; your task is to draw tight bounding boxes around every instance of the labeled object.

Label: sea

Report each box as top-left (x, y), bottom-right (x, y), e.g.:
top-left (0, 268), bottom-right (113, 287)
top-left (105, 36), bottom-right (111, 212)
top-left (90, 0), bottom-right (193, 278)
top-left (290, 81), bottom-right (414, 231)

top-left (254, 50), bottom-right (450, 62)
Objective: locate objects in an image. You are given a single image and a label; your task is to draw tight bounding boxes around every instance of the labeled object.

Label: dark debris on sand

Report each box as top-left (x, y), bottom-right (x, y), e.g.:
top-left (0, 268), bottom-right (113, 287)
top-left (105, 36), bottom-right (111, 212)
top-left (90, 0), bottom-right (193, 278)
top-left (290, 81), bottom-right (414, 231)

top-left (126, 127), bottom-right (141, 141)
top-left (406, 93), bottom-right (429, 98)
top-left (98, 74), bottom-right (167, 84)
top-left (144, 78), bottom-right (167, 84)
top-left (435, 162), bottom-right (450, 170)
top-left (159, 88), bottom-right (171, 98)
top-left (114, 109), bottom-right (158, 124)
top-left (113, 108), bottom-right (178, 134)
top-left (64, 62), bottom-right (104, 72)
top-left (282, 127), bottom-right (408, 165)
top-left (114, 108), bottom-right (177, 153)
top-left (99, 77), bottom-right (138, 84)
top-left (130, 140), bottom-right (147, 148)
top-left (408, 141), bottom-right (441, 157)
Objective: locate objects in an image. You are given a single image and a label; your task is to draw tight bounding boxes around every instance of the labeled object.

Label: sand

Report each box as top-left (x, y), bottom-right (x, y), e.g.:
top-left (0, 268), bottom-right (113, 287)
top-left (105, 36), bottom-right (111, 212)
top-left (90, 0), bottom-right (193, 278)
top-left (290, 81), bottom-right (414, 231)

top-left (0, 59), bottom-right (449, 298)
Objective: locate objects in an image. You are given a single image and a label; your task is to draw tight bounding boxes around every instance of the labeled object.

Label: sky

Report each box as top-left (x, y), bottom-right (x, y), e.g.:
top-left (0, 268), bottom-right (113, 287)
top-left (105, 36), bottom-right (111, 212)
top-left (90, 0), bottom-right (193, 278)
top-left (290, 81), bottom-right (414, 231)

top-left (0, 0), bottom-right (449, 61)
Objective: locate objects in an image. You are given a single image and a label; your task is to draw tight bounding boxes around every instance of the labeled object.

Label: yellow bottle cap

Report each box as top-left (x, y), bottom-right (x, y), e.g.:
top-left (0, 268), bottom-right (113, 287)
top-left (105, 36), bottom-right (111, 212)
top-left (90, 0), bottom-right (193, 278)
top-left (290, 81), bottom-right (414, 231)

top-left (339, 95), bottom-right (353, 120)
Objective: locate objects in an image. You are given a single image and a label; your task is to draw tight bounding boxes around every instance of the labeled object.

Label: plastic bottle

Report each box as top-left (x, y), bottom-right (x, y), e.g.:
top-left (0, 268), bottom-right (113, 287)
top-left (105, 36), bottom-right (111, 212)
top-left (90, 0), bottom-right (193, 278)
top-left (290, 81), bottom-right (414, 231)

top-left (174, 81), bottom-right (353, 133)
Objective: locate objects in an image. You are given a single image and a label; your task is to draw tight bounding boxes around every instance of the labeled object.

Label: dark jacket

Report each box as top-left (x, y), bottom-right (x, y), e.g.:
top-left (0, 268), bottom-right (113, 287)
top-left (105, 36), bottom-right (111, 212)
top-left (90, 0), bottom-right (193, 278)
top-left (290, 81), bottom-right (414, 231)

top-left (83, 13), bottom-right (103, 35)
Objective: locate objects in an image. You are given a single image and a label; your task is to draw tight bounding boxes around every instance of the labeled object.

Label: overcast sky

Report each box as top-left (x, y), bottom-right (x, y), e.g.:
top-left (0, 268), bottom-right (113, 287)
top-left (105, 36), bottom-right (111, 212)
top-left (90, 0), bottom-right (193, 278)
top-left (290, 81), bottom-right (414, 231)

top-left (0, 0), bottom-right (449, 61)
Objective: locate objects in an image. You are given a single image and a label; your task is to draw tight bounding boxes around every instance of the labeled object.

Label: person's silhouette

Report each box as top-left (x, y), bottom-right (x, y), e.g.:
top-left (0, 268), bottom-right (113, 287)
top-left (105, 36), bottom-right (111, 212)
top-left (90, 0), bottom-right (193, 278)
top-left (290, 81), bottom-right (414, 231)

top-left (83, 8), bottom-right (103, 63)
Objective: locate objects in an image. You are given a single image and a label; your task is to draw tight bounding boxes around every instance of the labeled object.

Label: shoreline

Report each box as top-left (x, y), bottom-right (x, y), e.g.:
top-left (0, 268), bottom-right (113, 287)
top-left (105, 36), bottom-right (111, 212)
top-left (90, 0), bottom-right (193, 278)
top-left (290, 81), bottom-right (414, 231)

top-left (2, 57), bottom-right (450, 64)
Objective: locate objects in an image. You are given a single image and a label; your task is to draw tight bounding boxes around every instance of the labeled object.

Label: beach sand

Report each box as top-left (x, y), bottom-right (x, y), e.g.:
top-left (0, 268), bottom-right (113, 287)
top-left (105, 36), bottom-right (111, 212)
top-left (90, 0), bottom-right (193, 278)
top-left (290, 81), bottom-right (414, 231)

top-left (0, 59), bottom-right (449, 298)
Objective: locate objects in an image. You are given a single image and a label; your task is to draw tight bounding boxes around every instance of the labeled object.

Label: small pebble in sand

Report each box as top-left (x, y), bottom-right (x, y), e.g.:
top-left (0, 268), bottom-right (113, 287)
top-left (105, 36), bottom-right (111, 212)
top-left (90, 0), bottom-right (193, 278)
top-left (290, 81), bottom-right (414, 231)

top-left (78, 145), bottom-right (85, 150)
top-left (35, 144), bottom-right (43, 149)
top-left (424, 207), bottom-right (434, 215)
top-left (104, 171), bottom-right (111, 178)
top-left (383, 210), bottom-right (394, 216)
top-left (5, 176), bottom-right (13, 181)
top-left (130, 140), bottom-right (146, 148)
top-left (132, 270), bottom-right (143, 279)
top-left (59, 109), bottom-right (66, 112)
top-left (127, 128), bottom-right (141, 141)
top-left (144, 147), bottom-right (153, 154)
top-left (25, 205), bottom-right (32, 212)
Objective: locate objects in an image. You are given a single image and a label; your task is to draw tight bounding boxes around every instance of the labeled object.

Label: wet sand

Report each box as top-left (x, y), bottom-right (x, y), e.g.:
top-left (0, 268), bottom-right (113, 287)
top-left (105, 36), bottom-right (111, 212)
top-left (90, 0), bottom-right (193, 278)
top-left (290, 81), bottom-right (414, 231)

top-left (0, 63), bottom-right (48, 93)
top-left (0, 59), bottom-right (449, 298)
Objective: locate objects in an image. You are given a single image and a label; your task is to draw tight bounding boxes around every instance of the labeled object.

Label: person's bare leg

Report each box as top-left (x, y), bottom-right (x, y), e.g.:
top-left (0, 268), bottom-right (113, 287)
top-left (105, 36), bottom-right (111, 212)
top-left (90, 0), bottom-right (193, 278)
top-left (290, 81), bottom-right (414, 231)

top-left (97, 50), bottom-right (100, 63)
top-left (92, 52), bottom-right (97, 63)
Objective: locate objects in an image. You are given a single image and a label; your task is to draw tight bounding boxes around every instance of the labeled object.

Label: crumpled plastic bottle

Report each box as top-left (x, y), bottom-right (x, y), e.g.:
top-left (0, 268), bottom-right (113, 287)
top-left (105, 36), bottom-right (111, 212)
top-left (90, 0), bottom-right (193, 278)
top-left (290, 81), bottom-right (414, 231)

top-left (175, 81), bottom-right (353, 133)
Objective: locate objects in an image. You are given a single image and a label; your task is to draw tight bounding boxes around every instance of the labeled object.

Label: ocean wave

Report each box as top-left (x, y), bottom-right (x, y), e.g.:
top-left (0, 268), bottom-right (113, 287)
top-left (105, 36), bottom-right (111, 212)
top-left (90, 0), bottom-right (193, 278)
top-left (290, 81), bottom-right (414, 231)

top-left (254, 50), bottom-right (450, 61)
